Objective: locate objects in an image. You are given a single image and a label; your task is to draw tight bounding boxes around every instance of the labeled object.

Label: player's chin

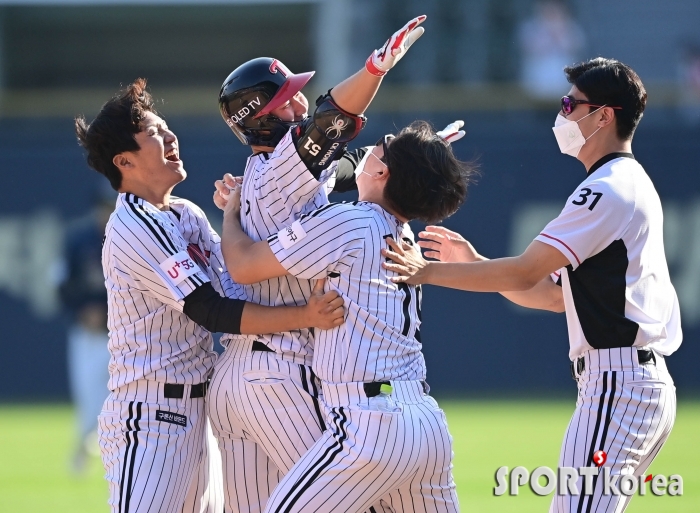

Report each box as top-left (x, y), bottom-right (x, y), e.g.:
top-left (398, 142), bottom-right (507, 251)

top-left (165, 160), bottom-right (187, 181)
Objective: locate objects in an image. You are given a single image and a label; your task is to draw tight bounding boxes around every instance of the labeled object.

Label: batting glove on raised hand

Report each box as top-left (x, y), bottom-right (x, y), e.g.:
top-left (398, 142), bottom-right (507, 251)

top-left (365, 15), bottom-right (427, 77)
top-left (436, 120), bottom-right (466, 143)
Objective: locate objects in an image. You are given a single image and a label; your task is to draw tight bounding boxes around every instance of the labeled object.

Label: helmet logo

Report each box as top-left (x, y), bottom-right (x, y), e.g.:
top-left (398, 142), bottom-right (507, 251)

top-left (325, 115), bottom-right (348, 140)
top-left (269, 59), bottom-right (290, 78)
top-left (229, 97), bottom-right (262, 124)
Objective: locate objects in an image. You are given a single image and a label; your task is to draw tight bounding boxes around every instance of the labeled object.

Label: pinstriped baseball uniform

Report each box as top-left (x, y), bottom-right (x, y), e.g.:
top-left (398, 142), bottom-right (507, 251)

top-left (262, 201), bottom-right (458, 513)
top-left (535, 154), bottom-right (681, 513)
top-left (207, 130), bottom-right (390, 513)
top-left (218, 129), bottom-right (337, 362)
top-left (99, 193), bottom-right (224, 513)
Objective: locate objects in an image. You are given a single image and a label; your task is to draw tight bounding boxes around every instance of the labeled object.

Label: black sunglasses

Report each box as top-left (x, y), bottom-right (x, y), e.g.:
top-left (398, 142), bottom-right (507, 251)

top-left (374, 134), bottom-right (395, 165)
top-left (561, 95), bottom-right (622, 116)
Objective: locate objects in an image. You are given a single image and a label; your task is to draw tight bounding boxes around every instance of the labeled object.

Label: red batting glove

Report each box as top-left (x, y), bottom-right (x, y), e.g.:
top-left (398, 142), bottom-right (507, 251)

top-left (365, 15), bottom-right (427, 77)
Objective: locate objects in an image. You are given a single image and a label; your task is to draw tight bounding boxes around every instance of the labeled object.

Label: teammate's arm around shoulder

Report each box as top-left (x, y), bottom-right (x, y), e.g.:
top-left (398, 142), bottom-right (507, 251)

top-left (220, 185), bottom-right (288, 285)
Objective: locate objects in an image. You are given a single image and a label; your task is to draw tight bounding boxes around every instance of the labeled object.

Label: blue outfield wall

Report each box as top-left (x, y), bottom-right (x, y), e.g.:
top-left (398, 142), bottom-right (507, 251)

top-left (0, 110), bottom-right (698, 401)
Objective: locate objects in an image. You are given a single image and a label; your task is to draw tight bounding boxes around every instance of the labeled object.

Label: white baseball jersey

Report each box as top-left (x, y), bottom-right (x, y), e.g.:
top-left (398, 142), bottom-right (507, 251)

top-left (535, 154), bottom-right (682, 360)
top-left (103, 193), bottom-right (227, 390)
top-left (219, 129), bottom-right (338, 364)
top-left (263, 201), bottom-right (457, 513)
top-left (100, 193), bottom-right (226, 513)
top-left (268, 201), bottom-right (425, 384)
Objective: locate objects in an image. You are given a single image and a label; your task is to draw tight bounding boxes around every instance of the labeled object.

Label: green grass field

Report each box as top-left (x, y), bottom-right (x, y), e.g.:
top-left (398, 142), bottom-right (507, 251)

top-left (0, 401), bottom-right (697, 512)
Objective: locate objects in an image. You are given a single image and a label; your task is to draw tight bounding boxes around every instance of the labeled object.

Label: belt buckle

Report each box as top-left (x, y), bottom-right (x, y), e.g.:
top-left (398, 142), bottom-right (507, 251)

top-left (570, 357), bottom-right (585, 381)
top-left (638, 349), bottom-right (656, 366)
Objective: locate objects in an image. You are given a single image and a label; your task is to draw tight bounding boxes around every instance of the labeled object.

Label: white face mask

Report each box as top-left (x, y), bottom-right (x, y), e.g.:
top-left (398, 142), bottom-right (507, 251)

top-left (354, 147), bottom-right (382, 179)
top-left (552, 106), bottom-right (605, 158)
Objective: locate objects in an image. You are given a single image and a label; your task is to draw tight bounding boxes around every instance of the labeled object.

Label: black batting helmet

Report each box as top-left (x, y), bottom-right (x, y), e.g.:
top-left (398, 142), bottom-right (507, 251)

top-left (218, 57), bottom-right (315, 147)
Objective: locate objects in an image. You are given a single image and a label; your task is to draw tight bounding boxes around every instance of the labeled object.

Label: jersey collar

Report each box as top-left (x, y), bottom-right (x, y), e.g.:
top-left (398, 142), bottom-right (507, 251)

top-left (587, 152), bottom-right (635, 176)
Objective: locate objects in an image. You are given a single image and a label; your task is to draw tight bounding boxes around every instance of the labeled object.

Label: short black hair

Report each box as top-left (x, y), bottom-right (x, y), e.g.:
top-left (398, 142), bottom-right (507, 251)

top-left (75, 78), bottom-right (159, 190)
top-left (383, 121), bottom-right (476, 224)
top-left (564, 58), bottom-right (647, 140)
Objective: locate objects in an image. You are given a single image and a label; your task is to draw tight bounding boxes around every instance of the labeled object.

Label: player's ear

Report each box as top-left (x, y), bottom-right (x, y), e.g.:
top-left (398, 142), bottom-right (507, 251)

top-left (113, 152), bottom-right (133, 171)
top-left (599, 106), bottom-right (616, 128)
top-left (375, 167), bottom-right (390, 182)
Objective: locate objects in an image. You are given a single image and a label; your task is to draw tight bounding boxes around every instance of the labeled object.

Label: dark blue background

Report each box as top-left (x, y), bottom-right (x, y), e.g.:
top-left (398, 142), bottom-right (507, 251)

top-left (1, 110), bottom-right (697, 401)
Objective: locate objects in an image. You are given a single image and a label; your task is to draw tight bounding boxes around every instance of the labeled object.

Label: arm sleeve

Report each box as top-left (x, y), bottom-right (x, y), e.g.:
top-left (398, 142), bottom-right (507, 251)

top-left (267, 204), bottom-right (370, 279)
top-left (255, 128), bottom-right (338, 226)
top-left (331, 147), bottom-right (368, 193)
top-left (183, 282), bottom-right (244, 334)
top-left (535, 181), bottom-right (633, 270)
top-left (109, 209), bottom-right (210, 312)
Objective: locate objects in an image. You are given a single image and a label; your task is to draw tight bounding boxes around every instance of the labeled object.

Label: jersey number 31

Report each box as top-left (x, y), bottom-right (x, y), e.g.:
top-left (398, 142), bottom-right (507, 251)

top-left (572, 188), bottom-right (603, 211)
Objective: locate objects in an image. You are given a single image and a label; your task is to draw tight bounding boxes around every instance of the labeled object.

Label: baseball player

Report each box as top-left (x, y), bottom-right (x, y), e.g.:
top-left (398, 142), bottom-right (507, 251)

top-left (206, 15), bottom-right (428, 513)
top-left (75, 79), bottom-right (345, 513)
top-left (382, 58), bottom-right (680, 513)
top-left (218, 120), bottom-right (476, 513)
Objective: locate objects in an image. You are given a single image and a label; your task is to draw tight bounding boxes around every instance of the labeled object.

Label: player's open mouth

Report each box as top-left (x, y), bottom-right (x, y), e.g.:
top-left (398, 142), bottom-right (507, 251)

top-left (165, 149), bottom-right (180, 162)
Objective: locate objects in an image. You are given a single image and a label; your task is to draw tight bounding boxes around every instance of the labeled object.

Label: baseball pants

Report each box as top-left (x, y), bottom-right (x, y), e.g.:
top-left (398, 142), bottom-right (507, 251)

top-left (207, 340), bottom-right (391, 513)
top-left (550, 347), bottom-right (676, 513)
top-left (263, 380), bottom-right (459, 513)
top-left (98, 379), bottom-right (224, 513)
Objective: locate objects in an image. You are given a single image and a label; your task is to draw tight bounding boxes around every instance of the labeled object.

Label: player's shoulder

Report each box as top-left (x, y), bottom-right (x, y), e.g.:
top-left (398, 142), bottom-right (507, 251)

top-left (110, 193), bottom-right (159, 224)
top-left (569, 157), bottom-right (642, 213)
top-left (301, 200), bottom-right (373, 220)
top-left (585, 155), bottom-right (644, 190)
top-left (170, 196), bottom-right (208, 220)
top-left (107, 193), bottom-right (177, 245)
top-left (264, 128), bottom-right (297, 163)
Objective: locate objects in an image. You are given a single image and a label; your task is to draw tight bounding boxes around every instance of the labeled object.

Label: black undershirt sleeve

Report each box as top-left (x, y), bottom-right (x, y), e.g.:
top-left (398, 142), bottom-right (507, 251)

top-left (183, 282), bottom-right (245, 334)
top-left (332, 147), bottom-right (368, 193)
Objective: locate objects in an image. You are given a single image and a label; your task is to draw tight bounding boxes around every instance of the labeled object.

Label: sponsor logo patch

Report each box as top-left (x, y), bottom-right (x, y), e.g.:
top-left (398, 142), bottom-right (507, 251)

top-left (278, 220), bottom-right (307, 250)
top-left (155, 410), bottom-right (187, 427)
top-left (159, 250), bottom-right (202, 286)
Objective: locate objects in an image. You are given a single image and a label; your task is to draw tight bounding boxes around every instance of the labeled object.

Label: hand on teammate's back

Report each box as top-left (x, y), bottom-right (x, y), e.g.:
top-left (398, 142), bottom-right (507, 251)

top-left (305, 279), bottom-right (345, 329)
top-left (381, 237), bottom-right (429, 285)
top-left (418, 226), bottom-right (483, 263)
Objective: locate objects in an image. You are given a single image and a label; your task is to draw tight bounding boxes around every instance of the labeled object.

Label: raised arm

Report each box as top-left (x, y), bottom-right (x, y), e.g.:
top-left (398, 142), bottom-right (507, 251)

top-left (330, 15), bottom-right (426, 115)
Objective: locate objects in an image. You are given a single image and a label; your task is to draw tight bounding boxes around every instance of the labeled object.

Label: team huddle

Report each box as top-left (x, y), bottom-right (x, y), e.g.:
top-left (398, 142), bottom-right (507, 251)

top-left (75, 14), bottom-right (681, 513)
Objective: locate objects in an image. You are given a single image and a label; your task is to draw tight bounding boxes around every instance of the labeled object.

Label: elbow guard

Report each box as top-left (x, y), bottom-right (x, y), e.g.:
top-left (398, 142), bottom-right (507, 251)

top-left (293, 93), bottom-right (366, 178)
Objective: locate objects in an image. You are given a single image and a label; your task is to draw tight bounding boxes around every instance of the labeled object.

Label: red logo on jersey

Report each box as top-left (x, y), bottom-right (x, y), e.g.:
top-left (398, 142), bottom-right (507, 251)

top-left (166, 257), bottom-right (196, 279)
top-left (187, 243), bottom-right (210, 269)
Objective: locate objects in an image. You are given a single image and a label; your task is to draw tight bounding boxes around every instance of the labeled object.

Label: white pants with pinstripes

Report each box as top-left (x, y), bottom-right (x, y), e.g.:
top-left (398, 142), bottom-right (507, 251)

top-left (551, 347), bottom-right (676, 513)
top-left (206, 339), bottom-right (326, 513)
top-left (98, 380), bottom-right (224, 513)
top-left (263, 380), bottom-right (459, 513)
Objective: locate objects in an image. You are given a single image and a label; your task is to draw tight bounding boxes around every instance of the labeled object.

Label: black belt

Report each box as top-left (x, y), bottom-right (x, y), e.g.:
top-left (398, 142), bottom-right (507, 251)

top-left (570, 349), bottom-right (656, 381)
top-left (252, 341), bottom-right (275, 353)
top-left (163, 382), bottom-right (207, 399)
top-left (363, 380), bottom-right (429, 397)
